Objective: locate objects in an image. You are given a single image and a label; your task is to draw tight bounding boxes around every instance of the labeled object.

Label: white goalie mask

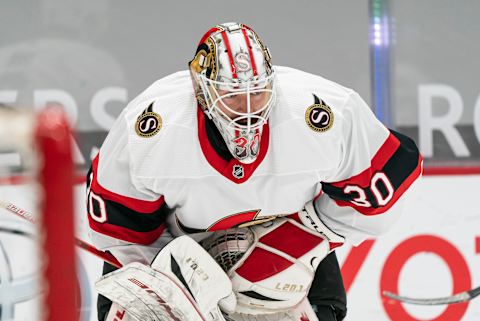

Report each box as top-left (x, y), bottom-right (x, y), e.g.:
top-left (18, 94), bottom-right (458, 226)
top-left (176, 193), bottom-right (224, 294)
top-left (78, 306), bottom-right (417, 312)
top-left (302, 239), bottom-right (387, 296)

top-left (190, 22), bottom-right (276, 164)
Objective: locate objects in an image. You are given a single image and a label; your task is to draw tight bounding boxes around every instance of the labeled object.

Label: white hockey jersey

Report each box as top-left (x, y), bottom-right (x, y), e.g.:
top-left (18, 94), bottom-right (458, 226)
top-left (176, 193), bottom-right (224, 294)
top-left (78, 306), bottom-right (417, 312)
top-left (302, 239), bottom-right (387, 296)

top-left (87, 66), bottom-right (422, 265)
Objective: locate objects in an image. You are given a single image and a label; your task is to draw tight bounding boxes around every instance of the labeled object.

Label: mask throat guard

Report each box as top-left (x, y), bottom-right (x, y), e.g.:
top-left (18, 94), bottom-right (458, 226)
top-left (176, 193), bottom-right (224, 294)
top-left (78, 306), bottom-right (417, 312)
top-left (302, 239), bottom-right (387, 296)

top-left (198, 72), bottom-right (276, 164)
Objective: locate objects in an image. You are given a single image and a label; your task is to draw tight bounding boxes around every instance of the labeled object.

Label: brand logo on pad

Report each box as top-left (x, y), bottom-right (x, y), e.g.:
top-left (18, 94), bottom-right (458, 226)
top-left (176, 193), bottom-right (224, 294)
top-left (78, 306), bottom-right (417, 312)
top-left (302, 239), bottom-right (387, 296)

top-left (135, 102), bottom-right (162, 138)
top-left (305, 94), bottom-right (333, 132)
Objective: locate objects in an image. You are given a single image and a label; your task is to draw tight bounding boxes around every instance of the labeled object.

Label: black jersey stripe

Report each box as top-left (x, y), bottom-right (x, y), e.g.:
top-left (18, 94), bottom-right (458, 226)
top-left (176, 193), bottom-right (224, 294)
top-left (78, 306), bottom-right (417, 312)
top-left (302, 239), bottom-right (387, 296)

top-left (321, 129), bottom-right (421, 214)
top-left (382, 129), bottom-right (421, 188)
top-left (87, 164), bottom-right (169, 232)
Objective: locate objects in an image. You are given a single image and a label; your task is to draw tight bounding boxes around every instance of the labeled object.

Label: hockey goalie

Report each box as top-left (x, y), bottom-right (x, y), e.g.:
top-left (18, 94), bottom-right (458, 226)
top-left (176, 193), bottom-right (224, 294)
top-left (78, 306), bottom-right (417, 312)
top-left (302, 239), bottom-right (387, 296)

top-left (87, 22), bottom-right (422, 321)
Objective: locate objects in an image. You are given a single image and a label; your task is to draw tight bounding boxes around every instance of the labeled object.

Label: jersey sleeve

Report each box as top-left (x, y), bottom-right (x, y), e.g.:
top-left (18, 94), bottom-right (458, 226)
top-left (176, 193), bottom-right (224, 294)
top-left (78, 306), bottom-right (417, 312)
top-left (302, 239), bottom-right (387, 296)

top-left (316, 91), bottom-right (423, 246)
top-left (86, 109), bottom-right (173, 265)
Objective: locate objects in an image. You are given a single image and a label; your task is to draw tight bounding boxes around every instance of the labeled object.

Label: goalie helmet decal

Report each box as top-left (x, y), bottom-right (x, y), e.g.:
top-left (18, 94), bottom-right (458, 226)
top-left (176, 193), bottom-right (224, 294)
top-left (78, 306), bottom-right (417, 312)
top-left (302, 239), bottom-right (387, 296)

top-left (189, 22), bottom-right (276, 164)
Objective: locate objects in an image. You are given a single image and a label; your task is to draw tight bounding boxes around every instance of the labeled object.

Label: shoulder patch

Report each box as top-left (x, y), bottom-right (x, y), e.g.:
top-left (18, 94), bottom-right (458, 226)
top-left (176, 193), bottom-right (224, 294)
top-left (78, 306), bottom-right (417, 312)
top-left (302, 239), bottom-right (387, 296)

top-left (135, 102), bottom-right (162, 138)
top-left (305, 94), bottom-right (334, 132)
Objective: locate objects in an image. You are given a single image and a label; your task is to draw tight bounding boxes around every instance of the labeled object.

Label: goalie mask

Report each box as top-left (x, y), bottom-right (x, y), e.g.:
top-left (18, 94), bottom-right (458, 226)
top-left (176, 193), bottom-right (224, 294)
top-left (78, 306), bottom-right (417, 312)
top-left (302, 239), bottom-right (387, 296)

top-left (189, 22), bottom-right (276, 164)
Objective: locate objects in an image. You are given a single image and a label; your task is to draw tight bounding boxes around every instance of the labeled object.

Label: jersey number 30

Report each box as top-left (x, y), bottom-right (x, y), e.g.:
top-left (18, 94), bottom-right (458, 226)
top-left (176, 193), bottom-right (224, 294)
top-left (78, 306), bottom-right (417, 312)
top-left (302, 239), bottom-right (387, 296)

top-left (343, 172), bottom-right (394, 207)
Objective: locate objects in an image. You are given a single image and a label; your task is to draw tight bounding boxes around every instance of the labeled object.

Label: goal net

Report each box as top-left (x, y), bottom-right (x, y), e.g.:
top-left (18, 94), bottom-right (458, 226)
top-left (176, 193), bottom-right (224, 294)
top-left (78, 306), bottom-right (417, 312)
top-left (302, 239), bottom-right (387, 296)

top-left (0, 106), bottom-right (77, 321)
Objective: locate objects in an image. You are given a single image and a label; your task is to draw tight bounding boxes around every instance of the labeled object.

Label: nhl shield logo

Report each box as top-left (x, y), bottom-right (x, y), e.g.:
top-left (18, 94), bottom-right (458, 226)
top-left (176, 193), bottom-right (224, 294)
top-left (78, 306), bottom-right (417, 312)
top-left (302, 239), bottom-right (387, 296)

top-left (232, 164), bottom-right (245, 179)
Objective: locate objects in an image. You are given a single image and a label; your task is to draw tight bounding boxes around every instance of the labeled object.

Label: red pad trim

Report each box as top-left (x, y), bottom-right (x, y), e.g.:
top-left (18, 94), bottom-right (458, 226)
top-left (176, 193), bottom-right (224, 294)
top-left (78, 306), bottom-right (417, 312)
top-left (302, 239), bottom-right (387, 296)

top-left (88, 216), bottom-right (165, 245)
top-left (329, 242), bottom-right (344, 251)
top-left (241, 29), bottom-right (258, 76)
top-left (286, 212), bottom-right (302, 223)
top-left (236, 248), bottom-right (292, 282)
top-left (91, 155), bottom-right (165, 213)
top-left (259, 221), bottom-right (323, 259)
top-left (197, 108), bottom-right (269, 183)
top-left (221, 31), bottom-right (238, 79)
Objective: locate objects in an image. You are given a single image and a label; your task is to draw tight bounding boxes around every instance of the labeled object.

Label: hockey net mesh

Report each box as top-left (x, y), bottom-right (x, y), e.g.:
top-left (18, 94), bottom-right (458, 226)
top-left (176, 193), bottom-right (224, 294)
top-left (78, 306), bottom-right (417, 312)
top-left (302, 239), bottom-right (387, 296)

top-left (0, 107), bottom-right (77, 321)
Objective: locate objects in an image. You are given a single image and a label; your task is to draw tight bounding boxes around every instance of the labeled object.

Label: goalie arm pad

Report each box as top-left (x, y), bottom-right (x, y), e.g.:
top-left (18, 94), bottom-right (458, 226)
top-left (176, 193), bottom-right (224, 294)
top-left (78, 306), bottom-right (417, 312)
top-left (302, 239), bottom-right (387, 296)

top-left (95, 236), bottom-right (236, 321)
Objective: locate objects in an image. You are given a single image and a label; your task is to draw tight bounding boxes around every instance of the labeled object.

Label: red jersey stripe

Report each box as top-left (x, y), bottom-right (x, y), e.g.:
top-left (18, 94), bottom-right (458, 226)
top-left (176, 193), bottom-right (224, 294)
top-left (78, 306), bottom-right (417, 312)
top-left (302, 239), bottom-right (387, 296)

top-left (330, 132), bottom-right (400, 188)
top-left (322, 131), bottom-right (422, 216)
top-left (91, 155), bottom-right (165, 213)
top-left (332, 155), bottom-right (423, 215)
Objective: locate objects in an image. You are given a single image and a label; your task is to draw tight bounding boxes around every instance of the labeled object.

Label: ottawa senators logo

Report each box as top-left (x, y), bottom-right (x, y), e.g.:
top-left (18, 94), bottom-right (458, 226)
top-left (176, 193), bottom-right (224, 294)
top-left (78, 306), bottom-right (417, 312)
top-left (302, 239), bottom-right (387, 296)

top-left (135, 102), bottom-right (162, 138)
top-left (305, 94), bottom-right (334, 132)
top-left (235, 52), bottom-right (251, 72)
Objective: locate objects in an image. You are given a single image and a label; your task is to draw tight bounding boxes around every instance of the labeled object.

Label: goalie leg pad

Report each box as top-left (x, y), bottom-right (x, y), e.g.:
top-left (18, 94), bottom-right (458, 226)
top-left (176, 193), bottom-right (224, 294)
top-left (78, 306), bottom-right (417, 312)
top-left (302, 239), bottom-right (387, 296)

top-left (96, 262), bottom-right (206, 321)
top-left (96, 236), bottom-right (236, 321)
top-left (225, 298), bottom-right (319, 321)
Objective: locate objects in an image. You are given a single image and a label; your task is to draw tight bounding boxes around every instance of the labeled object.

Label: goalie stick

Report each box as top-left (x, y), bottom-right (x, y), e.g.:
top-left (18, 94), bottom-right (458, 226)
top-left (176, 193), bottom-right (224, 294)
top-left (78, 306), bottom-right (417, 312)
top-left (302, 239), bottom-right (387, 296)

top-left (0, 199), bottom-right (122, 268)
top-left (383, 285), bottom-right (480, 305)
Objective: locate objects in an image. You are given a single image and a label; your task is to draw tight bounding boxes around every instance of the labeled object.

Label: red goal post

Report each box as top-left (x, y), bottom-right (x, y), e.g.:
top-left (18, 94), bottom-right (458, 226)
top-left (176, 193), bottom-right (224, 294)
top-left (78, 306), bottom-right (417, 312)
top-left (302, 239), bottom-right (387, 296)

top-left (0, 107), bottom-right (77, 321)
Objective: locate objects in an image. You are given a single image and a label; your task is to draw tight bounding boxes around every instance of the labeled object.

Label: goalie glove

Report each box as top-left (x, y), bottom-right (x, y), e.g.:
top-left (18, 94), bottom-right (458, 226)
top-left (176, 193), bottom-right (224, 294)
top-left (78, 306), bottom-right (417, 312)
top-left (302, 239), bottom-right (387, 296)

top-left (95, 235), bottom-right (236, 321)
top-left (296, 200), bottom-right (345, 248)
top-left (203, 201), bottom-right (344, 315)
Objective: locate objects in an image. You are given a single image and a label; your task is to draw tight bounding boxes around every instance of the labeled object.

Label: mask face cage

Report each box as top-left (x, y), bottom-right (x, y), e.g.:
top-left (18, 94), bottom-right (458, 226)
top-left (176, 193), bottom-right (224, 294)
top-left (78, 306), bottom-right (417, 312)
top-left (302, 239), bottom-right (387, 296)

top-left (199, 71), bottom-right (276, 133)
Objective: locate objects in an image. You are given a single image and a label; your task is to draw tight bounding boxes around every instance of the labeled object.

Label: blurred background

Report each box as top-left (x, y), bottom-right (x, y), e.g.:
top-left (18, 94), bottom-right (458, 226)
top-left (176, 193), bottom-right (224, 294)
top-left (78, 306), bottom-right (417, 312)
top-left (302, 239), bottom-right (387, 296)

top-left (0, 0), bottom-right (479, 320)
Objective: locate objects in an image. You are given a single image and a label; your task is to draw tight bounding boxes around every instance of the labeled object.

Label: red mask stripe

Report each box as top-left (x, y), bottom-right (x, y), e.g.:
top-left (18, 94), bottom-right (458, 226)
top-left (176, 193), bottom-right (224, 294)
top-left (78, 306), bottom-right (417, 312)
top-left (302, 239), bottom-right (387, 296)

top-left (197, 27), bottom-right (221, 46)
top-left (242, 28), bottom-right (258, 76)
top-left (221, 31), bottom-right (238, 79)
